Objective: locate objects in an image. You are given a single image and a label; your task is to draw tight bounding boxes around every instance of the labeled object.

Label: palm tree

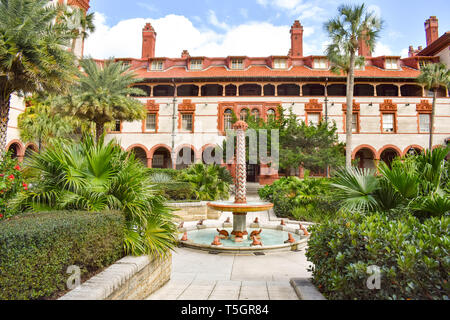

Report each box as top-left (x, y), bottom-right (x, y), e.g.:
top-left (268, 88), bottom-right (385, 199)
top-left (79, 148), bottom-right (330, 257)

top-left (12, 134), bottom-right (178, 257)
top-left (324, 4), bottom-right (382, 168)
top-left (417, 63), bottom-right (450, 150)
top-left (18, 96), bottom-right (76, 151)
top-left (55, 58), bottom-right (146, 142)
top-left (0, 0), bottom-right (79, 151)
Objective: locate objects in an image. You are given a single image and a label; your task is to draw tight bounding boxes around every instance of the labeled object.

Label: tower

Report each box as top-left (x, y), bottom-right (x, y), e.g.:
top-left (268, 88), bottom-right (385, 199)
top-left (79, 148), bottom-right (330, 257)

top-left (358, 30), bottom-right (372, 57)
top-left (425, 16), bottom-right (439, 46)
top-left (290, 20), bottom-right (304, 58)
top-left (142, 23), bottom-right (157, 59)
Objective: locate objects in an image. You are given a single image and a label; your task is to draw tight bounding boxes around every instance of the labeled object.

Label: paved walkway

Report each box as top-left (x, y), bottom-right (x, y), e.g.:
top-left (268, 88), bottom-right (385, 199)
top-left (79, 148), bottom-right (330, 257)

top-left (147, 183), bottom-right (312, 300)
top-left (146, 247), bottom-right (311, 300)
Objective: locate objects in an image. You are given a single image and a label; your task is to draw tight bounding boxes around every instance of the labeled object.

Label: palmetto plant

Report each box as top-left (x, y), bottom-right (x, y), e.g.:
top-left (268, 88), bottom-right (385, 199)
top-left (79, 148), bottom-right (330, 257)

top-left (417, 63), bottom-right (450, 150)
top-left (54, 58), bottom-right (146, 142)
top-left (12, 134), bottom-right (178, 258)
top-left (324, 4), bottom-right (382, 168)
top-left (0, 0), bottom-right (79, 151)
top-left (180, 163), bottom-right (232, 201)
top-left (332, 147), bottom-right (450, 219)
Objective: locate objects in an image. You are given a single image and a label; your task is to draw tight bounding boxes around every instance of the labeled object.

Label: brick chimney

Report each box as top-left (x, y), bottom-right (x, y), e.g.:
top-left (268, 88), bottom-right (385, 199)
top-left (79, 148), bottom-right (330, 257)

top-left (181, 50), bottom-right (190, 59)
top-left (358, 30), bottom-right (372, 57)
top-left (290, 20), bottom-right (303, 58)
top-left (142, 23), bottom-right (156, 59)
top-left (425, 16), bottom-right (439, 46)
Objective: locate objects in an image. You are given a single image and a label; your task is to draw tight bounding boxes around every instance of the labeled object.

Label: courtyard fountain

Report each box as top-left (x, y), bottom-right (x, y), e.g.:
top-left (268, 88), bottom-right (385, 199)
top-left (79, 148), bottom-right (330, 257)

top-left (179, 121), bottom-right (308, 253)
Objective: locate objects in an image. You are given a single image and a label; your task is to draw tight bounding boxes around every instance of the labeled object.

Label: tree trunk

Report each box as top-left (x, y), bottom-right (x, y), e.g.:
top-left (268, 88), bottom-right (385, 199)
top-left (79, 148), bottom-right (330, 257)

top-left (345, 52), bottom-right (356, 169)
top-left (95, 122), bottom-right (104, 143)
top-left (0, 95), bottom-right (11, 153)
top-left (429, 90), bottom-right (437, 150)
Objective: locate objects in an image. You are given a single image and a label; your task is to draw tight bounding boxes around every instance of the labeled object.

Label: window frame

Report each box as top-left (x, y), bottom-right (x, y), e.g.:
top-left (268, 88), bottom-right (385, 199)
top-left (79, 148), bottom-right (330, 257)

top-left (306, 112), bottom-right (321, 126)
top-left (385, 58), bottom-right (399, 70)
top-left (231, 58), bottom-right (244, 70)
top-left (181, 113), bottom-right (193, 132)
top-left (381, 112), bottom-right (397, 134)
top-left (313, 58), bottom-right (328, 69)
top-left (273, 58), bottom-right (287, 69)
top-left (145, 113), bottom-right (157, 132)
top-left (151, 60), bottom-right (164, 71)
top-left (418, 113), bottom-right (431, 133)
top-left (190, 59), bottom-right (203, 70)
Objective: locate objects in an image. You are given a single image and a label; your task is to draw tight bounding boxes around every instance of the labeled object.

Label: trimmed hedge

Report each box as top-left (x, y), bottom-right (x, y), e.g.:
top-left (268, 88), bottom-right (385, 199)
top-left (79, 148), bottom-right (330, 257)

top-left (0, 211), bottom-right (125, 300)
top-left (306, 211), bottom-right (450, 300)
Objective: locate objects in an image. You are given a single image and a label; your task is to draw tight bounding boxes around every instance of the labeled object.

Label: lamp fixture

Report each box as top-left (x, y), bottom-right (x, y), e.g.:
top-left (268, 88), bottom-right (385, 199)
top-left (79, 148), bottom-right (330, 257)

top-left (368, 103), bottom-right (373, 107)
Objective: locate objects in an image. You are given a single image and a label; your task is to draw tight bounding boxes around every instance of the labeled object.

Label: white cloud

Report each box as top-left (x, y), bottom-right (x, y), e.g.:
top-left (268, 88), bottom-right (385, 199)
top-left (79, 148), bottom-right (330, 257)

top-left (373, 43), bottom-right (392, 57)
top-left (208, 10), bottom-right (229, 30)
top-left (85, 13), bottom-right (296, 59)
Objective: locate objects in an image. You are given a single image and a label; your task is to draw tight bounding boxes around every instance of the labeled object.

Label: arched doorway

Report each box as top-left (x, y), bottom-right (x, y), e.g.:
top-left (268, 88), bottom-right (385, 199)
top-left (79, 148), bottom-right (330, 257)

top-left (379, 147), bottom-right (401, 168)
top-left (176, 146), bottom-right (195, 170)
top-left (151, 146), bottom-right (172, 169)
top-left (129, 146), bottom-right (148, 167)
top-left (23, 144), bottom-right (38, 164)
top-left (403, 145), bottom-right (424, 157)
top-left (7, 142), bottom-right (22, 159)
top-left (353, 146), bottom-right (377, 169)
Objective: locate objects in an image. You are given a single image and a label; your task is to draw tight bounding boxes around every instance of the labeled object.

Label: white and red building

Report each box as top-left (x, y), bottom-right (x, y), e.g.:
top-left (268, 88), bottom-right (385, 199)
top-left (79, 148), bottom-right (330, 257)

top-left (5, 1), bottom-right (450, 184)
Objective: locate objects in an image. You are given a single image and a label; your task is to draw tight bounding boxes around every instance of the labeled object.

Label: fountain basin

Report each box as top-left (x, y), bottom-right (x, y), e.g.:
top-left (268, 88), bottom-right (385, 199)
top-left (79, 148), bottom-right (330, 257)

top-left (207, 201), bottom-right (274, 213)
top-left (178, 225), bottom-right (308, 254)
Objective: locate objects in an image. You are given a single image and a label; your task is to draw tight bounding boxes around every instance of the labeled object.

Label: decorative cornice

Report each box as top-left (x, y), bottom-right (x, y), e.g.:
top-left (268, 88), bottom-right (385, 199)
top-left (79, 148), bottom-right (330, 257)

top-left (379, 99), bottom-right (397, 112)
top-left (416, 100), bottom-right (432, 112)
top-left (146, 100), bottom-right (159, 112)
top-left (342, 100), bottom-right (360, 112)
top-left (178, 99), bottom-right (196, 112)
top-left (305, 99), bottom-right (323, 112)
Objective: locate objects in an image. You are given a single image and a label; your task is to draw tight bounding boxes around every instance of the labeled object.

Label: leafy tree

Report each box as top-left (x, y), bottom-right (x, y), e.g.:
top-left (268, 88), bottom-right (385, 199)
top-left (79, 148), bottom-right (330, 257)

top-left (324, 4), bottom-right (382, 168)
top-left (54, 58), bottom-right (146, 142)
top-left (12, 134), bottom-right (178, 257)
top-left (0, 0), bottom-right (80, 151)
top-left (18, 96), bottom-right (76, 151)
top-left (417, 63), bottom-right (450, 149)
top-left (63, 7), bottom-right (96, 56)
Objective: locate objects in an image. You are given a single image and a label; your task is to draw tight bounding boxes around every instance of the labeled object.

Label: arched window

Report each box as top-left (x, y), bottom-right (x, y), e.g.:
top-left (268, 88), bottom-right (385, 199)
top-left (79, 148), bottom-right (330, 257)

top-left (251, 109), bottom-right (260, 120)
top-left (267, 109), bottom-right (276, 121)
top-left (240, 109), bottom-right (249, 121)
top-left (224, 109), bottom-right (233, 130)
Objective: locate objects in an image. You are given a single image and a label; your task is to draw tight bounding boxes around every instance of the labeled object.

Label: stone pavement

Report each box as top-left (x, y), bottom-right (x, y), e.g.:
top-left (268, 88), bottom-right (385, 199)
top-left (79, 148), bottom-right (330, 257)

top-left (146, 246), bottom-right (312, 300)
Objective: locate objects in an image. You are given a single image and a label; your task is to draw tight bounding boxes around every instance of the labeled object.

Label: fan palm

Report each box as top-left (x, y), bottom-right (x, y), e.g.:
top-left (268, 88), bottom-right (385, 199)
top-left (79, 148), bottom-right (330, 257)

top-left (12, 134), bottom-right (178, 258)
top-left (324, 4), bottom-right (382, 168)
top-left (0, 0), bottom-right (79, 151)
top-left (180, 163), bottom-right (231, 201)
top-left (63, 7), bottom-right (95, 56)
top-left (18, 96), bottom-right (76, 151)
top-left (54, 58), bottom-right (146, 142)
top-left (416, 63), bottom-right (450, 149)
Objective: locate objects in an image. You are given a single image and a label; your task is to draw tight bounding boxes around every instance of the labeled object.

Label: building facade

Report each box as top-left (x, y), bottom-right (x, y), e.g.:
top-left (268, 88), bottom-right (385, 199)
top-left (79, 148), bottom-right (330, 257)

top-left (5, 1), bottom-right (450, 184)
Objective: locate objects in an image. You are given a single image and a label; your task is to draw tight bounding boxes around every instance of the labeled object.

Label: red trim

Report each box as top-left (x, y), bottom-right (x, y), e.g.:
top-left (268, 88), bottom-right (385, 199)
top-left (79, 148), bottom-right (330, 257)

top-left (5, 139), bottom-right (25, 156)
top-left (402, 145), bottom-right (424, 157)
top-left (352, 144), bottom-right (378, 160)
top-left (377, 145), bottom-right (402, 159)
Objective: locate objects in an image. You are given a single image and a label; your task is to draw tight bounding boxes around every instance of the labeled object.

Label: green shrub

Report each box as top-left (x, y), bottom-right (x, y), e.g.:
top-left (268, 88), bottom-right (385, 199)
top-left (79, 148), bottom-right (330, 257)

top-left (147, 168), bottom-right (181, 179)
top-left (306, 211), bottom-right (450, 300)
top-left (259, 176), bottom-right (337, 222)
top-left (0, 210), bottom-right (125, 300)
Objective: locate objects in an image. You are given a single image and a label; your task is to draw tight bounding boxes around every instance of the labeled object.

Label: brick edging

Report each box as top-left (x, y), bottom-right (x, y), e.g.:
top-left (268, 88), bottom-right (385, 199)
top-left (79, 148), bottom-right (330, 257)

top-left (59, 254), bottom-right (171, 300)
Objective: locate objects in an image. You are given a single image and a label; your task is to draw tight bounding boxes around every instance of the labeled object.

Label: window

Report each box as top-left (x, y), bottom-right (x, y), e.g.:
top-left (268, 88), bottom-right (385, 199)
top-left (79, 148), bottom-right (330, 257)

top-left (313, 58), bottom-right (328, 69)
top-left (190, 59), bottom-right (202, 70)
top-left (308, 113), bottom-right (320, 125)
top-left (273, 59), bottom-right (287, 69)
top-left (240, 109), bottom-right (249, 121)
top-left (419, 114), bottom-right (431, 133)
top-left (151, 60), bottom-right (163, 70)
top-left (385, 58), bottom-right (398, 70)
top-left (251, 109), bottom-right (260, 120)
top-left (352, 113), bottom-right (359, 133)
top-left (181, 114), bottom-right (193, 131)
top-left (224, 109), bottom-right (233, 130)
top-left (382, 113), bottom-right (395, 133)
top-left (145, 114), bottom-right (156, 131)
top-left (113, 120), bottom-right (121, 132)
top-left (231, 59), bottom-right (244, 70)
top-left (419, 60), bottom-right (430, 70)
top-left (267, 109), bottom-right (276, 121)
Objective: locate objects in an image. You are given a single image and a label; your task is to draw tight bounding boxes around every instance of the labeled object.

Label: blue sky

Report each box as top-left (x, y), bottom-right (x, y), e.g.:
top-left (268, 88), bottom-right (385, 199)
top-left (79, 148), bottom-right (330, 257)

top-left (84, 0), bottom-right (450, 59)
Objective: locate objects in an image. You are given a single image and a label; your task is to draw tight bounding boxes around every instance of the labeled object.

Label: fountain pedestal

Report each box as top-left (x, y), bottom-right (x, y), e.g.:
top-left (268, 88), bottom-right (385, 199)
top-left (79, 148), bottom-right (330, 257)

top-left (231, 212), bottom-right (248, 240)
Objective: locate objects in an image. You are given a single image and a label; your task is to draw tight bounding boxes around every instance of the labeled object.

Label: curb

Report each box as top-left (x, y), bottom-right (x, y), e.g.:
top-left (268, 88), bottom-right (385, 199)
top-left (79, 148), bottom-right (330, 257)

top-left (290, 277), bottom-right (326, 300)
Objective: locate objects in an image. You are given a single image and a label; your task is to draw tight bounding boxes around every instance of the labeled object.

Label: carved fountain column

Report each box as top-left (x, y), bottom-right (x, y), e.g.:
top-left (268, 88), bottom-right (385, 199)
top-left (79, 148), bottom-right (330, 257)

top-left (232, 121), bottom-right (249, 240)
